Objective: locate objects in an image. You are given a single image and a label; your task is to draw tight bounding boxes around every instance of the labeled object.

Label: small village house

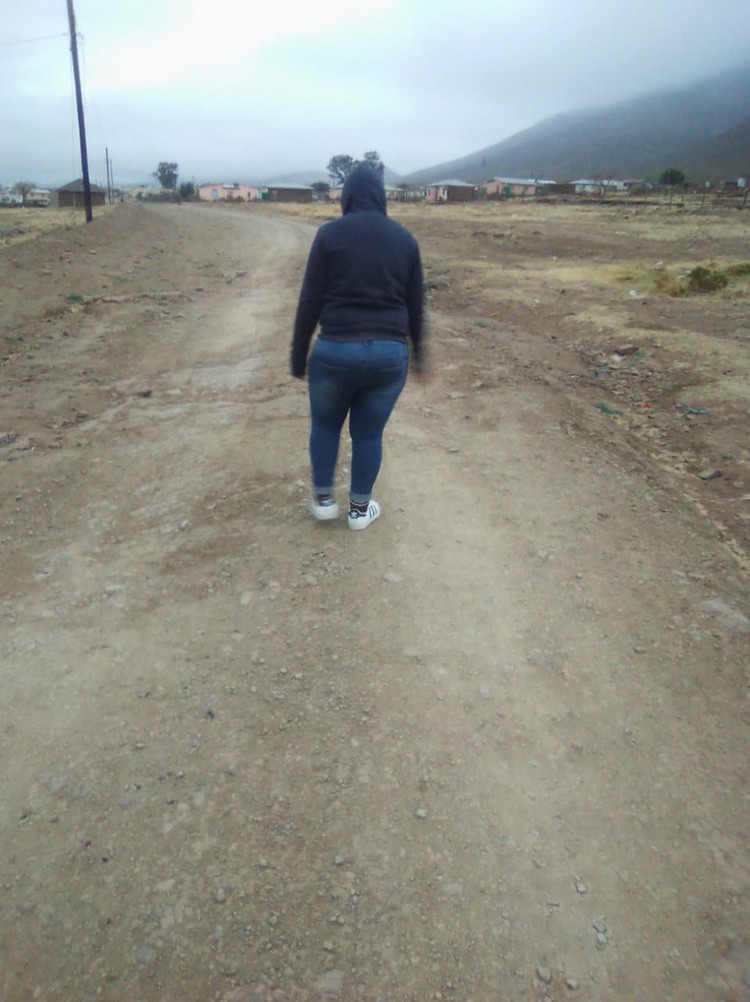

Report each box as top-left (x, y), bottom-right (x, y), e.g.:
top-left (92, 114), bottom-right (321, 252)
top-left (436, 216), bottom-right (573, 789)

top-left (425, 180), bottom-right (477, 203)
top-left (27, 188), bottom-right (51, 206)
top-left (571, 179), bottom-right (604, 195)
top-left (571, 178), bottom-right (643, 195)
top-left (0, 188), bottom-right (24, 205)
top-left (329, 184), bottom-right (424, 203)
top-left (485, 177), bottom-right (556, 198)
top-left (56, 179), bottom-right (106, 208)
top-left (1, 186), bottom-right (50, 206)
top-left (389, 185), bottom-right (426, 202)
top-left (719, 177), bottom-right (748, 194)
top-left (198, 183), bottom-right (260, 202)
top-left (262, 183), bottom-right (313, 203)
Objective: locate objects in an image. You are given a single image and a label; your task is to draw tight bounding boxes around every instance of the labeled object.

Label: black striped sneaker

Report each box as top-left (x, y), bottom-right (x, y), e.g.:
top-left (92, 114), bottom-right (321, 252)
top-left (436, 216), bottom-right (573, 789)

top-left (348, 499), bottom-right (381, 531)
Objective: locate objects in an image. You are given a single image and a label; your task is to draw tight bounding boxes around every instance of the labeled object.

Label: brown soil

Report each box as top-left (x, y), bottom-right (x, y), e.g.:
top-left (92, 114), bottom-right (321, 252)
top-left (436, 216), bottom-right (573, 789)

top-left (1, 201), bottom-right (748, 1002)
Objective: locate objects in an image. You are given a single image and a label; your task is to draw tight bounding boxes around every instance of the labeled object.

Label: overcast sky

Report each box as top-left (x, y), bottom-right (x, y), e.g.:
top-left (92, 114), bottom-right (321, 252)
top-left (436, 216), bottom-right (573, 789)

top-left (2, 0), bottom-right (749, 187)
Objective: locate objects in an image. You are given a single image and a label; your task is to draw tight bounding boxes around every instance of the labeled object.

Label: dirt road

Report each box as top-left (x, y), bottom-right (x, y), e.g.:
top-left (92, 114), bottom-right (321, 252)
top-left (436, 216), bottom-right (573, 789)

top-left (1, 203), bottom-right (748, 1001)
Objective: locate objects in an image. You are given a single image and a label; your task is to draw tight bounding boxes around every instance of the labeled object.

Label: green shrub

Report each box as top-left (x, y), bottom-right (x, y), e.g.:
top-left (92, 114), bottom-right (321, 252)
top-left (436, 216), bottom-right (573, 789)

top-left (686, 266), bottom-right (728, 293)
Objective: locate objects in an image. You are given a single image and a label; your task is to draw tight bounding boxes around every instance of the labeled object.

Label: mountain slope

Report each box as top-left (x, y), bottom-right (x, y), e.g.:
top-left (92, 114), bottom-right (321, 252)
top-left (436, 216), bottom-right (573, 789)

top-left (404, 62), bottom-right (750, 184)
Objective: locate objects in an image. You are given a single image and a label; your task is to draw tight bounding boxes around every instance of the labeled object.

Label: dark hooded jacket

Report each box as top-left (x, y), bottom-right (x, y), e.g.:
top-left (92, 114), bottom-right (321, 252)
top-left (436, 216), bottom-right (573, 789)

top-left (290, 164), bottom-right (424, 378)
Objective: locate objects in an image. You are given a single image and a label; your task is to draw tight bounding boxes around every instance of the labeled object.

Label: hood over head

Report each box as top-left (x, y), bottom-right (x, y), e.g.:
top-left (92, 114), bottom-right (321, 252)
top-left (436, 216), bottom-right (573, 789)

top-left (341, 164), bottom-right (387, 216)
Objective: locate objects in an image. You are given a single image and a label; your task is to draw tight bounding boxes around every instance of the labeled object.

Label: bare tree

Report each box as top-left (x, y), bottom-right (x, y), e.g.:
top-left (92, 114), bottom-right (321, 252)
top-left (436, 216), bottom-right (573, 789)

top-left (13, 181), bottom-right (37, 206)
top-left (327, 155), bottom-right (355, 185)
top-left (327, 152), bottom-right (386, 185)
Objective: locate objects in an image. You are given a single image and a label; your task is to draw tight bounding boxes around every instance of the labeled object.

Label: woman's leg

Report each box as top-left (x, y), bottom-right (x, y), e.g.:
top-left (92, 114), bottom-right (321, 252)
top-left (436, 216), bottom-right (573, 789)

top-left (307, 342), bottom-right (356, 496)
top-left (348, 341), bottom-right (409, 504)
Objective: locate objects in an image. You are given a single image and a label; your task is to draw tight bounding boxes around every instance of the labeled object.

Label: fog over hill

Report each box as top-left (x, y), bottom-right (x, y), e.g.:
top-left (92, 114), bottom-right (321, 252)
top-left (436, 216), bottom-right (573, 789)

top-left (402, 61), bottom-right (750, 185)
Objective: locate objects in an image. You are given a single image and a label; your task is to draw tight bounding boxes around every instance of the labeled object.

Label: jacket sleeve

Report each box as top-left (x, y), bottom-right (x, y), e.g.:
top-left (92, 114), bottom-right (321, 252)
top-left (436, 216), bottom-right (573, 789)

top-left (290, 231), bottom-right (326, 378)
top-left (405, 245), bottom-right (426, 371)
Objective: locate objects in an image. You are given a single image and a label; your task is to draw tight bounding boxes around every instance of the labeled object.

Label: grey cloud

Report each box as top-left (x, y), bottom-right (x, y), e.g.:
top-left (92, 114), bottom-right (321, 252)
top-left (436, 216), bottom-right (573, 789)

top-left (2, 0), bottom-right (749, 184)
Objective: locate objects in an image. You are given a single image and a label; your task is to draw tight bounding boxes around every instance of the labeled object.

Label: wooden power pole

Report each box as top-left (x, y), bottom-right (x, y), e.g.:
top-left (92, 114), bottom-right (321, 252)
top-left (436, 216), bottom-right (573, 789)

top-left (105, 147), bottom-right (112, 204)
top-left (66, 0), bottom-right (93, 222)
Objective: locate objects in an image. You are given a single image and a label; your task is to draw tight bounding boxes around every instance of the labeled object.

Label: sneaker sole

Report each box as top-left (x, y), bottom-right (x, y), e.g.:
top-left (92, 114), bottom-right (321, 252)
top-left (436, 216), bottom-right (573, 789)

top-left (309, 502), bottom-right (339, 521)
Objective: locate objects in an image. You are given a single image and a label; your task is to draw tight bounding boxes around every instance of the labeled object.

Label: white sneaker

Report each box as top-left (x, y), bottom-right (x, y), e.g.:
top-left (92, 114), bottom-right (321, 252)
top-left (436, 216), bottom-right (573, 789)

top-left (309, 497), bottom-right (339, 521)
top-left (348, 499), bottom-right (381, 531)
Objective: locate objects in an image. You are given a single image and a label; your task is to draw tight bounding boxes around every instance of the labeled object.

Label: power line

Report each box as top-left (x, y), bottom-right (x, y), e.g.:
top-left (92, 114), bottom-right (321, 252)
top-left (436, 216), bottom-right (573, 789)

top-left (0, 32), bottom-right (68, 47)
top-left (78, 35), bottom-right (109, 153)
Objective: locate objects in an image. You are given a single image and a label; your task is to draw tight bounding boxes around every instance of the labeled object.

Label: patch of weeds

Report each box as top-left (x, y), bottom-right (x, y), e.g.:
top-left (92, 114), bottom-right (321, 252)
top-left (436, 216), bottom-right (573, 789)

top-left (616, 265), bottom-right (683, 296)
top-left (653, 269), bottom-right (684, 296)
top-left (686, 266), bottom-right (728, 294)
top-left (618, 261), bottom-right (746, 297)
top-left (725, 261), bottom-right (750, 278)
top-left (65, 293), bottom-right (85, 303)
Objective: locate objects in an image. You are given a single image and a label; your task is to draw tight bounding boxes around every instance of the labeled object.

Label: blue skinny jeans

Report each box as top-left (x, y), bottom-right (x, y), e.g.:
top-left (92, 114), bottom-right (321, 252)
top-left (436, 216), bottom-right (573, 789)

top-left (307, 338), bottom-right (409, 504)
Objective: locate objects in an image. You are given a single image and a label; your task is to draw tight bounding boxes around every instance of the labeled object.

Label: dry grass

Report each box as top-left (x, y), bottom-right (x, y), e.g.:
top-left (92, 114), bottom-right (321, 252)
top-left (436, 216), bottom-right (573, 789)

top-left (614, 259), bottom-right (750, 297)
top-left (0, 206), bottom-right (117, 247)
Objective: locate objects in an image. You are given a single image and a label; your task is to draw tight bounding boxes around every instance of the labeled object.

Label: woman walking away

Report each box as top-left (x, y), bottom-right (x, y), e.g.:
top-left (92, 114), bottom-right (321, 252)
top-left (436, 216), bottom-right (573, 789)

top-left (290, 163), bottom-right (427, 530)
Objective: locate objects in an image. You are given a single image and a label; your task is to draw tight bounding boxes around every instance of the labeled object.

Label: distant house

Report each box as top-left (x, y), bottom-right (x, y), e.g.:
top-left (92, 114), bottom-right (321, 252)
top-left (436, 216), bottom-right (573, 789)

top-left (425, 180), bottom-right (477, 203)
top-left (571, 179), bottom-right (598, 194)
top-left (57, 179), bottom-right (106, 208)
top-left (719, 177), bottom-right (748, 194)
top-left (0, 188), bottom-right (23, 205)
top-left (485, 177), bottom-right (556, 198)
top-left (262, 183), bottom-right (313, 203)
top-left (570, 178), bottom-right (625, 195)
top-left (198, 182), bottom-right (260, 202)
top-left (389, 185), bottom-right (426, 202)
top-left (27, 188), bottom-right (51, 207)
top-left (2, 186), bottom-right (52, 207)
top-left (571, 178), bottom-right (642, 194)
top-left (329, 182), bottom-right (425, 203)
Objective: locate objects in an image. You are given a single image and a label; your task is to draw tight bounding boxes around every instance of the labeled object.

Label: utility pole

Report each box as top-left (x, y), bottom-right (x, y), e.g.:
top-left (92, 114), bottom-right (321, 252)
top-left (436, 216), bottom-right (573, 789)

top-left (66, 0), bottom-right (93, 222)
top-left (105, 147), bottom-right (112, 204)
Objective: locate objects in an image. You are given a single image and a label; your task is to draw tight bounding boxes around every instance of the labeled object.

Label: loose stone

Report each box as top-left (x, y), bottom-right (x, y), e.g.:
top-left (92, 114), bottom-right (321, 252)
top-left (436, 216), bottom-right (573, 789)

top-left (318, 969), bottom-right (345, 998)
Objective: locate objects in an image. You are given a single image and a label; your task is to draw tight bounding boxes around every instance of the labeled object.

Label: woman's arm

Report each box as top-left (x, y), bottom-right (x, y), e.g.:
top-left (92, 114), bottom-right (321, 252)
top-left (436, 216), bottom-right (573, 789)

top-left (290, 232), bottom-right (326, 378)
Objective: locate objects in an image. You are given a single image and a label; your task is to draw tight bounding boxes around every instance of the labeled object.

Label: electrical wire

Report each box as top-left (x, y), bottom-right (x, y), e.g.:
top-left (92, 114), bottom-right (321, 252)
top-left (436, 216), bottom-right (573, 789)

top-left (78, 34), bottom-right (109, 189)
top-left (0, 32), bottom-right (68, 47)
